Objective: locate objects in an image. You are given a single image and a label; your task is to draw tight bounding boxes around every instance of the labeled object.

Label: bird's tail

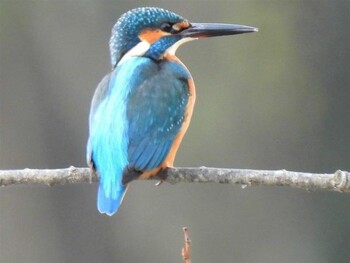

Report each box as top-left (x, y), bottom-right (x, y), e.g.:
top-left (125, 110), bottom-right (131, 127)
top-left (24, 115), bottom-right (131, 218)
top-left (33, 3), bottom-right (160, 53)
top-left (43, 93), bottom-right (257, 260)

top-left (97, 183), bottom-right (127, 216)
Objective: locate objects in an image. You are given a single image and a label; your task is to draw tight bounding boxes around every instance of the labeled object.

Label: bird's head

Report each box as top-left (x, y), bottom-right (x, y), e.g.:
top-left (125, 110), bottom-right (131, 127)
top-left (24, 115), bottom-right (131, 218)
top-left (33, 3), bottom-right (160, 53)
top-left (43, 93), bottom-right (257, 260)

top-left (110, 7), bottom-right (257, 68)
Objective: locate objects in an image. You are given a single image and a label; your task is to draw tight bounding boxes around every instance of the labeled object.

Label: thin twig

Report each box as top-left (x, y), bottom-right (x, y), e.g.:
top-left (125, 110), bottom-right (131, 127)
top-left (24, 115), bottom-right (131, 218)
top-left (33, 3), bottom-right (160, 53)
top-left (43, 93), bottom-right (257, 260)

top-left (0, 166), bottom-right (349, 193)
top-left (182, 227), bottom-right (191, 263)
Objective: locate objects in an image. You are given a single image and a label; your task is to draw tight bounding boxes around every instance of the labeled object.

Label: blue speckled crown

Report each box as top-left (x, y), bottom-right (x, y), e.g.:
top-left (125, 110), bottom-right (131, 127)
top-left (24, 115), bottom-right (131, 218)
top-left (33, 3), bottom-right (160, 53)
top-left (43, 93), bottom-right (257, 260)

top-left (109, 7), bottom-right (186, 68)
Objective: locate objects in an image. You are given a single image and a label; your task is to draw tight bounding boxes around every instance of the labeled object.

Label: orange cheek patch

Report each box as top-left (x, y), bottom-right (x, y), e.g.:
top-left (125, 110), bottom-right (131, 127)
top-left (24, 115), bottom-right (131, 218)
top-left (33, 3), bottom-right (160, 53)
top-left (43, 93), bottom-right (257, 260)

top-left (139, 29), bottom-right (169, 44)
top-left (173, 21), bottom-right (190, 31)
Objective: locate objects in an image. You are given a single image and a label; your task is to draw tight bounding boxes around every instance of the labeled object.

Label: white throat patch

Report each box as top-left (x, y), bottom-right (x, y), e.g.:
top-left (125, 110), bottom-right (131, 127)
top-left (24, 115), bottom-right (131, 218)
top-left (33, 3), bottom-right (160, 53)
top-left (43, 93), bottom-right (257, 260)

top-left (166, 37), bottom-right (197, 55)
top-left (117, 40), bottom-right (150, 66)
top-left (116, 37), bottom-right (197, 66)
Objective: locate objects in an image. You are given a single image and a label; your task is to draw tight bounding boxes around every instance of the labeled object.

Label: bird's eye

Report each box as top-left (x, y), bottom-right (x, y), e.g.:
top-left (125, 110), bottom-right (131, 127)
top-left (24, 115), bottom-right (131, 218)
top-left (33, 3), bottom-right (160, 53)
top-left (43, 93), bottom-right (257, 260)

top-left (160, 22), bottom-right (173, 33)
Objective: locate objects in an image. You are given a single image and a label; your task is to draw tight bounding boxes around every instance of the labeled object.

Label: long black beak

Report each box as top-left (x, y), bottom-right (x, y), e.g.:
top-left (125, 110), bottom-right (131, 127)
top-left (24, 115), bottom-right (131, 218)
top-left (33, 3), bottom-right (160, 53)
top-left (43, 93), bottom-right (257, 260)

top-left (181, 22), bottom-right (258, 38)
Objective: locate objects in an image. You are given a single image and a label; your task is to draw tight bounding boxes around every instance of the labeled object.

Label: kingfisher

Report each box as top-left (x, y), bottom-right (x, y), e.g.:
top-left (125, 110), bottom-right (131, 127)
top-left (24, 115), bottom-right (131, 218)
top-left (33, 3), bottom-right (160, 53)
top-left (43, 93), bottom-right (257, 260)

top-left (87, 7), bottom-right (257, 216)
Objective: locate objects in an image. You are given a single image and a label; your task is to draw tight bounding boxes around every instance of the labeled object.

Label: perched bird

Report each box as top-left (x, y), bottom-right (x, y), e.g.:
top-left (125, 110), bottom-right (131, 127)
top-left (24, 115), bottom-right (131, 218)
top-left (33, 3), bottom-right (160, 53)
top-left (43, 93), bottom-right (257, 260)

top-left (87, 7), bottom-right (257, 215)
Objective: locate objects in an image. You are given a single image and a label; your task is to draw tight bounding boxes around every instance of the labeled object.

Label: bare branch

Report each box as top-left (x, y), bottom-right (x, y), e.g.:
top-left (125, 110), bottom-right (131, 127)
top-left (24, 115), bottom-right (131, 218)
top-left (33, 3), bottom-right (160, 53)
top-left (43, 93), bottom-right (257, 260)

top-left (0, 167), bottom-right (95, 186)
top-left (0, 166), bottom-right (349, 192)
top-left (182, 227), bottom-right (192, 263)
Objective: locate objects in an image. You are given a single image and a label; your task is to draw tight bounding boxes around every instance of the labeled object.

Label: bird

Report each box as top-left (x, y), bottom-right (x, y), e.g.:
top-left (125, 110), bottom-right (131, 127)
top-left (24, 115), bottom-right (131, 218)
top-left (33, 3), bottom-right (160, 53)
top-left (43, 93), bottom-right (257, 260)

top-left (87, 7), bottom-right (257, 216)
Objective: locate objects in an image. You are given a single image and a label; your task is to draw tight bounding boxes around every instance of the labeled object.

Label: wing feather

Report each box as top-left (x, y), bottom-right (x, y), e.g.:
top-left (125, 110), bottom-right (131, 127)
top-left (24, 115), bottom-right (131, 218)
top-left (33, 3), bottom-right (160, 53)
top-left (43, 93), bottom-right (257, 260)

top-left (87, 56), bottom-right (191, 214)
top-left (126, 61), bottom-right (190, 171)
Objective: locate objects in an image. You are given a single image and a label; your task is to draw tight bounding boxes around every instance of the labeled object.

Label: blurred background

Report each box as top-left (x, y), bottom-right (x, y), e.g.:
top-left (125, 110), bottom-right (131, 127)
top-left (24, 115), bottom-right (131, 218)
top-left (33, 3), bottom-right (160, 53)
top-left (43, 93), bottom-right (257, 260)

top-left (1, 1), bottom-right (349, 262)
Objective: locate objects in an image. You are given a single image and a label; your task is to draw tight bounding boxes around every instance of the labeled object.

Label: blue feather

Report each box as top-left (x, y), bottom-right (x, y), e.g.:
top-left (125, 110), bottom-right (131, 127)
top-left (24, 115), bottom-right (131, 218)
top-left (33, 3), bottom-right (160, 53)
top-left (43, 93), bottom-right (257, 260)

top-left (88, 57), bottom-right (152, 215)
top-left (88, 56), bottom-right (192, 215)
top-left (126, 59), bottom-right (191, 171)
top-left (97, 184), bottom-right (126, 216)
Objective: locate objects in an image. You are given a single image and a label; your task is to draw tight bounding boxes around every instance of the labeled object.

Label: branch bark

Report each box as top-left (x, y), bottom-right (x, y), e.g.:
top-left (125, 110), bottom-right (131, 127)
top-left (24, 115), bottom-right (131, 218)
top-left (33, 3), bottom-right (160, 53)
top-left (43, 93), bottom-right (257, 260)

top-left (0, 166), bottom-right (349, 193)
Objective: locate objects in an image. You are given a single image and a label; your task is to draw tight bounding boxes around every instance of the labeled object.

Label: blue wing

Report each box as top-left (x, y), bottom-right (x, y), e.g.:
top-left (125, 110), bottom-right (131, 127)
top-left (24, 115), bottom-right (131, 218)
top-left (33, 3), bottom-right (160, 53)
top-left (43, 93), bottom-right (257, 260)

top-left (87, 57), bottom-right (191, 215)
top-left (126, 59), bottom-right (191, 172)
top-left (88, 58), bottom-right (153, 215)
top-left (87, 71), bottom-right (128, 215)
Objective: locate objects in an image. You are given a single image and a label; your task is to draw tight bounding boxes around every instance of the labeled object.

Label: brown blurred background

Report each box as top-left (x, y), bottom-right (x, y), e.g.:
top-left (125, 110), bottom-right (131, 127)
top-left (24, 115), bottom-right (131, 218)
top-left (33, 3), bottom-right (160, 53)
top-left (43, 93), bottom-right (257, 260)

top-left (1, 1), bottom-right (349, 262)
